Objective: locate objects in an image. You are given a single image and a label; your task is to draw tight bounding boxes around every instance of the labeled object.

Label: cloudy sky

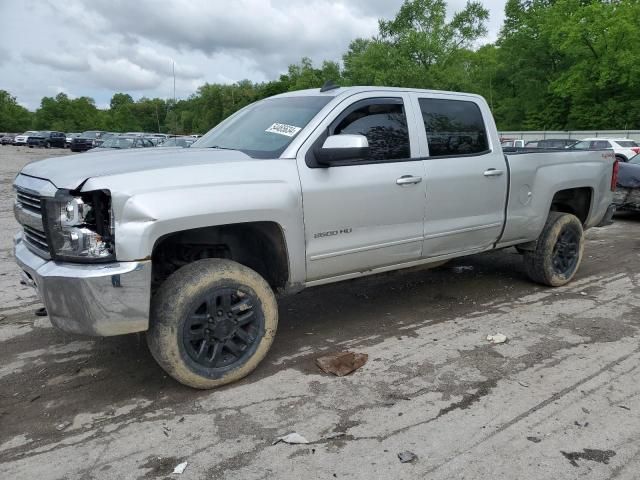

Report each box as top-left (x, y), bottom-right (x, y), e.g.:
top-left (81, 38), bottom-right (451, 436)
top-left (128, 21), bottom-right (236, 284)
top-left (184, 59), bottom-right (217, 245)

top-left (0, 0), bottom-right (507, 110)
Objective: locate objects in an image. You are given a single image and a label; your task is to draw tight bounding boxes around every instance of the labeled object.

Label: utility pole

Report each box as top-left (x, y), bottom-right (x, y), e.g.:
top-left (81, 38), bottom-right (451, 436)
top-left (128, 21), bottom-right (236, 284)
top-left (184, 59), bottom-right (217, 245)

top-left (173, 61), bottom-right (177, 135)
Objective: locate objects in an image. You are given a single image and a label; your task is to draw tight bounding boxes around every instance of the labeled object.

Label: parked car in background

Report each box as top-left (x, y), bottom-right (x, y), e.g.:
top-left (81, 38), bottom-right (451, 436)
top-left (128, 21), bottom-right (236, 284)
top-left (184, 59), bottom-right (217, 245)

top-left (149, 133), bottom-right (169, 141)
top-left (93, 132), bottom-right (118, 148)
top-left (536, 139), bottom-right (577, 149)
top-left (14, 131), bottom-right (39, 146)
top-left (501, 139), bottom-right (525, 148)
top-left (613, 154), bottom-right (640, 211)
top-left (90, 135), bottom-right (156, 151)
top-left (1, 134), bottom-right (16, 145)
top-left (27, 131), bottom-right (66, 148)
top-left (66, 133), bottom-right (81, 147)
top-left (525, 140), bottom-right (539, 148)
top-left (157, 136), bottom-right (196, 148)
top-left (70, 130), bottom-right (108, 152)
top-left (570, 138), bottom-right (640, 162)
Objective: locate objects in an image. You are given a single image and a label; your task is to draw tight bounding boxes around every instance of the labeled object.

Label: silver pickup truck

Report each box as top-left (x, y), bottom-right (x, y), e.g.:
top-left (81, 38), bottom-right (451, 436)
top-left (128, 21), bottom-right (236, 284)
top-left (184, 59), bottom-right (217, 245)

top-left (13, 86), bottom-right (616, 388)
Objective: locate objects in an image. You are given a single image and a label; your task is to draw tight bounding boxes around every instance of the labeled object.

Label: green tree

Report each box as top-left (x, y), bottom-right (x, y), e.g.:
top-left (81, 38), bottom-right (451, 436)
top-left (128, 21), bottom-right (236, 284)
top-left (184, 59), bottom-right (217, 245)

top-left (343, 0), bottom-right (489, 89)
top-left (0, 90), bottom-right (33, 132)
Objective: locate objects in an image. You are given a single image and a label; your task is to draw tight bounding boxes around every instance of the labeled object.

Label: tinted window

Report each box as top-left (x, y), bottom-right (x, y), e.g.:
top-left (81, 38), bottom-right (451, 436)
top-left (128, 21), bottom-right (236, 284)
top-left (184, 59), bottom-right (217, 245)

top-left (617, 141), bottom-right (637, 147)
top-left (332, 100), bottom-right (410, 161)
top-left (419, 98), bottom-right (489, 157)
top-left (593, 140), bottom-right (610, 149)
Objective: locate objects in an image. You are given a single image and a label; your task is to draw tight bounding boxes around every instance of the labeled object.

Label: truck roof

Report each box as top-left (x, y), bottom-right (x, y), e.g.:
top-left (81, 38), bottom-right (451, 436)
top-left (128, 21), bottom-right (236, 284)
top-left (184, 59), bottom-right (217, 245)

top-left (272, 86), bottom-right (485, 101)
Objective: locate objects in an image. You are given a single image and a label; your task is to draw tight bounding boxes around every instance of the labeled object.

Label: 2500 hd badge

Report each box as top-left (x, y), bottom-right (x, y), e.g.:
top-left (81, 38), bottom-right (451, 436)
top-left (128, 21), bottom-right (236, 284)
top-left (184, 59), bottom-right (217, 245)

top-left (314, 228), bottom-right (353, 239)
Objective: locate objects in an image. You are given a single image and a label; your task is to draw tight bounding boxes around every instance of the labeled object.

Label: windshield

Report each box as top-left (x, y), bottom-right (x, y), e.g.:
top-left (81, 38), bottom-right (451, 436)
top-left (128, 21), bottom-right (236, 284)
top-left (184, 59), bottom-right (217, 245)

top-left (616, 140), bottom-right (638, 148)
top-left (100, 137), bottom-right (134, 149)
top-left (630, 154), bottom-right (640, 165)
top-left (81, 131), bottom-right (100, 139)
top-left (193, 96), bottom-right (332, 158)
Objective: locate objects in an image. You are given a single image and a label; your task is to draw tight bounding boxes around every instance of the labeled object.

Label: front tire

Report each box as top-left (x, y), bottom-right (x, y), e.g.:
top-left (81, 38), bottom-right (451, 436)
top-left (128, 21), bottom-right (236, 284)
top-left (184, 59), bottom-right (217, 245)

top-left (147, 259), bottom-right (278, 389)
top-left (523, 212), bottom-right (584, 286)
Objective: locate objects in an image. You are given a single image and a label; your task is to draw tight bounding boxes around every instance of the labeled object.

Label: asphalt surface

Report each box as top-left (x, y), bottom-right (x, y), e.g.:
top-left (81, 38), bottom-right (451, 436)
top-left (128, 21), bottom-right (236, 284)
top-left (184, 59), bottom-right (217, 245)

top-left (1, 145), bottom-right (639, 480)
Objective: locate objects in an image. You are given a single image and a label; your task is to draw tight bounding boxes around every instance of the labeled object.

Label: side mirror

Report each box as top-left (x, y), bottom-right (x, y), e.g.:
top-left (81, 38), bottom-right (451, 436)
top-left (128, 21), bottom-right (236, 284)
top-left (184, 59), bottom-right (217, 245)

top-left (316, 134), bottom-right (369, 166)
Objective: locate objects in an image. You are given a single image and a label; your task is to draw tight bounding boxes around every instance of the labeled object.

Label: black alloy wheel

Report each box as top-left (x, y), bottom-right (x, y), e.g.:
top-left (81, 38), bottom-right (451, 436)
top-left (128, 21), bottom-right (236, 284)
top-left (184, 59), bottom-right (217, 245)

top-left (182, 287), bottom-right (264, 369)
top-left (551, 227), bottom-right (580, 276)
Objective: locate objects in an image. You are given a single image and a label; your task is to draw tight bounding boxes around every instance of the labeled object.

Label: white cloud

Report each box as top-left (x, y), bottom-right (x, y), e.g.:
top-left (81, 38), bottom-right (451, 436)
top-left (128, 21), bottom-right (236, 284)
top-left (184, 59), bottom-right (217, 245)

top-left (24, 51), bottom-right (90, 72)
top-left (0, 0), bottom-right (507, 109)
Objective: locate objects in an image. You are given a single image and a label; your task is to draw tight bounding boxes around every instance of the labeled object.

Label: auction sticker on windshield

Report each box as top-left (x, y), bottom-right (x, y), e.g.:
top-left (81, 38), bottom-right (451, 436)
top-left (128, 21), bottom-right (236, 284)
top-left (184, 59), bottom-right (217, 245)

top-left (265, 123), bottom-right (301, 137)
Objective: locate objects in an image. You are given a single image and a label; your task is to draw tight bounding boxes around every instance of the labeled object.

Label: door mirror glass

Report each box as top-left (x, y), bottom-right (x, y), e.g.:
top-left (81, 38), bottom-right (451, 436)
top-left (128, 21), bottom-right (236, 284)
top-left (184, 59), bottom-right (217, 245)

top-left (316, 134), bottom-right (369, 165)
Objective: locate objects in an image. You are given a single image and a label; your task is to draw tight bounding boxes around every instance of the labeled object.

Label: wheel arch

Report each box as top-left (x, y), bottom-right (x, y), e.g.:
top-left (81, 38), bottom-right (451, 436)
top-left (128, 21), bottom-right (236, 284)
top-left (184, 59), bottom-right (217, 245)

top-left (549, 187), bottom-right (593, 225)
top-left (151, 221), bottom-right (291, 295)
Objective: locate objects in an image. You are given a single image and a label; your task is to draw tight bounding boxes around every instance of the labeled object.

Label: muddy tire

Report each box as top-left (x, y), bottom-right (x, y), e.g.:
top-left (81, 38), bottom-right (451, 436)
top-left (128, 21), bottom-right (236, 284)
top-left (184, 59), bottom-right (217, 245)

top-left (147, 259), bottom-right (278, 389)
top-left (523, 212), bottom-right (584, 287)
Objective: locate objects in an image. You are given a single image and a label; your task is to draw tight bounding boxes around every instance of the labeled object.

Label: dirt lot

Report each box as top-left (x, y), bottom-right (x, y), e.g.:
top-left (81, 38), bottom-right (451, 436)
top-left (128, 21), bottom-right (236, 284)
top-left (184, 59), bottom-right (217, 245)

top-left (1, 145), bottom-right (639, 480)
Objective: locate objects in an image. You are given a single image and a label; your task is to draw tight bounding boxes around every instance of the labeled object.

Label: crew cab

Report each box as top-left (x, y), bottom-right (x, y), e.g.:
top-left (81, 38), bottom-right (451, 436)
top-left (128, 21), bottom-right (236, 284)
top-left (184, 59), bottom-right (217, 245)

top-left (13, 86), bottom-right (616, 389)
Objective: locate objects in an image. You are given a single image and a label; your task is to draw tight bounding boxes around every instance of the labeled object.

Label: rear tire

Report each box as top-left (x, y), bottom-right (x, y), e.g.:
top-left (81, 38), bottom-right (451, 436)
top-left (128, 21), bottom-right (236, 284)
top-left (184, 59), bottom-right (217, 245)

top-left (147, 259), bottom-right (278, 389)
top-left (523, 212), bottom-right (584, 287)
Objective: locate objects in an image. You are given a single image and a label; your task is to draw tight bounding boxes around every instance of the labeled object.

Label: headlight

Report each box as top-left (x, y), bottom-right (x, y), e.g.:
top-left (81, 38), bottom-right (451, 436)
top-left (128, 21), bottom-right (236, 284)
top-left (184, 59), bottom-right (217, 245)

top-left (42, 190), bottom-right (114, 262)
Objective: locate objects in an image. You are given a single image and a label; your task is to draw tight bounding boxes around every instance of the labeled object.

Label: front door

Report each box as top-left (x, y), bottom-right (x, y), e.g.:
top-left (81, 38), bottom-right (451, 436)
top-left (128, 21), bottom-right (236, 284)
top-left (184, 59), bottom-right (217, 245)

top-left (297, 93), bottom-right (427, 282)
top-left (410, 94), bottom-right (508, 257)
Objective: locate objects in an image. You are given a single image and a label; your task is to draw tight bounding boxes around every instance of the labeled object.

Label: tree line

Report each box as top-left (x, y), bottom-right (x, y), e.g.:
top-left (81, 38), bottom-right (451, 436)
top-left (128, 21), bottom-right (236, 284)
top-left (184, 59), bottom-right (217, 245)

top-left (1, 0), bottom-right (638, 135)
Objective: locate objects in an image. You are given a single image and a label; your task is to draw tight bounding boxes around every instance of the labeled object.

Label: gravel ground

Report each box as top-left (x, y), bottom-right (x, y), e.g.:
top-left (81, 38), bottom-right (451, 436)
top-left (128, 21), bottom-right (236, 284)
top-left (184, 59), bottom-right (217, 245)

top-left (1, 145), bottom-right (639, 480)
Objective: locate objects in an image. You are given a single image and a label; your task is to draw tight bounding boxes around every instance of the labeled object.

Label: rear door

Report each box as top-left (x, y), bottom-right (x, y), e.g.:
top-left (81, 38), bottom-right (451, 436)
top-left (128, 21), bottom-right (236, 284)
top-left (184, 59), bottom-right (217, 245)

top-left (296, 93), bottom-right (427, 281)
top-left (410, 94), bottom-right (508, 257)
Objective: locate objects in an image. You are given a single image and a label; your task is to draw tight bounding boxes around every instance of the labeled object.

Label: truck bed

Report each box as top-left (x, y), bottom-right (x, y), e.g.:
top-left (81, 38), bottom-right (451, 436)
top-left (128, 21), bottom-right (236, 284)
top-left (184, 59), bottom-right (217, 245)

top-left (497, 148), bottom-right (615, 248)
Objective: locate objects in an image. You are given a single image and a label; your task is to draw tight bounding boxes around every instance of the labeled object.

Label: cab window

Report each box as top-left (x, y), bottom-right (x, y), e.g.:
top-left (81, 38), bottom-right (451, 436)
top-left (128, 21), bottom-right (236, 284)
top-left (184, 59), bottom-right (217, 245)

top-left (330, 99), bottom-right (410, 161)
top-left (418, 98), bottom-right (489, 157)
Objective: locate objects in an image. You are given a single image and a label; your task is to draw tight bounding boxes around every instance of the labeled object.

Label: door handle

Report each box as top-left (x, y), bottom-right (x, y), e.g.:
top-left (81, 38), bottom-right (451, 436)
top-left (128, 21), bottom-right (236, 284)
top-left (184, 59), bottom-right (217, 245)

top-left (396, 175), bottom-right (423, 185)
top-left (483, 169), bottom-right (504, 177)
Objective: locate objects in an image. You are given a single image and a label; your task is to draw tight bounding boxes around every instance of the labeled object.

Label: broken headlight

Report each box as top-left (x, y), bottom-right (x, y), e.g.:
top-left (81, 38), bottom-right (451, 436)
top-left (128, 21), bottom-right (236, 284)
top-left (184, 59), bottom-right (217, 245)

top-left (42, 190), bottom-right (114, 262)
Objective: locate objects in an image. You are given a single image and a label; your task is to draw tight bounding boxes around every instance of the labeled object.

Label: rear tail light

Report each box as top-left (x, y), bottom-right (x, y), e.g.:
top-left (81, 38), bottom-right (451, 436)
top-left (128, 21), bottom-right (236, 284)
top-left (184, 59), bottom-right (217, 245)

top-left (632, 147), bottom-right (640, 154)
top-left (611, 159), bottom-right (619, 191)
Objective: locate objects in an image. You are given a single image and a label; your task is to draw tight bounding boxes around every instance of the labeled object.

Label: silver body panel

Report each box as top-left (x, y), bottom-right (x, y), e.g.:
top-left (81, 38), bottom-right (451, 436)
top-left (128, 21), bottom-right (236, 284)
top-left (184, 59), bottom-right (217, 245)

top-left (12, 86), bottom-right (614, 336)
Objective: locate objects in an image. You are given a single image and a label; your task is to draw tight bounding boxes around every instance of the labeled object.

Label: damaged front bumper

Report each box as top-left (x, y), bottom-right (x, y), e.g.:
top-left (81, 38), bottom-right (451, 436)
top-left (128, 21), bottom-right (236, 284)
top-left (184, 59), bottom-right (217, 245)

top-left (14, 233), bottom-right (151, 336)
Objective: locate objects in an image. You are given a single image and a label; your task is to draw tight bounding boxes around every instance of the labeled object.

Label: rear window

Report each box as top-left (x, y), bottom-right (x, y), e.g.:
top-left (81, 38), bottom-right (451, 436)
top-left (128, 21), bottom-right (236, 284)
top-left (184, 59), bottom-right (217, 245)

top-left (419, 98), bottom-right (489, 157)
top-left (616, 141), bottom-right (638, 148)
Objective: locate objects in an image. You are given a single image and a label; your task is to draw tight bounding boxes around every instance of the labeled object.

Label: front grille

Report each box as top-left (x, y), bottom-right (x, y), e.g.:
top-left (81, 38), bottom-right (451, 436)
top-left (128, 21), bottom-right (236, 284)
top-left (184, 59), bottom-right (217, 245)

top-left (23, 225), bottom-right (50, 254)
top-left (15, 187), bottom-right (50, 258)
top-left (16, 189), bottom-right (42, 214)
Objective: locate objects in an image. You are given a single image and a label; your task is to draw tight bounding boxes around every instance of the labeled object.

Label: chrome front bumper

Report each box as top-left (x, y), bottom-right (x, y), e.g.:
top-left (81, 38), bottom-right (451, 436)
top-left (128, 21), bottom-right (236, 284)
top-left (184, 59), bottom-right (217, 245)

top-left (14, 234), bottom-right (151, 336)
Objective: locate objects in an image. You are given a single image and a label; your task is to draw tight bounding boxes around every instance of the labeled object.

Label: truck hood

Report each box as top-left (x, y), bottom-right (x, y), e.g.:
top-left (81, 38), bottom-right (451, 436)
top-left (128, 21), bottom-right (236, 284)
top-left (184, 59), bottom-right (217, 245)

top-left (20, 147), bottom-right (256, 190)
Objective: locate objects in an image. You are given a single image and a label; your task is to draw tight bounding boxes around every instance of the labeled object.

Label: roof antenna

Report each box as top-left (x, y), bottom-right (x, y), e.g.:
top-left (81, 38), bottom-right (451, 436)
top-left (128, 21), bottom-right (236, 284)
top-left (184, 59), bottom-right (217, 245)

top-left (320, 80), bottom-right (340, 92)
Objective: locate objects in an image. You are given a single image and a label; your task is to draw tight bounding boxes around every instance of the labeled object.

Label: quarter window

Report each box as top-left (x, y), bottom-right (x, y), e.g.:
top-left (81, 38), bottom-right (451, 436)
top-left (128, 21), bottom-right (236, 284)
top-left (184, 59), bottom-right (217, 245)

top-left (332, 100), bottom-right (410, 161)
top-left (419, 98), bottom-right (489, 157)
